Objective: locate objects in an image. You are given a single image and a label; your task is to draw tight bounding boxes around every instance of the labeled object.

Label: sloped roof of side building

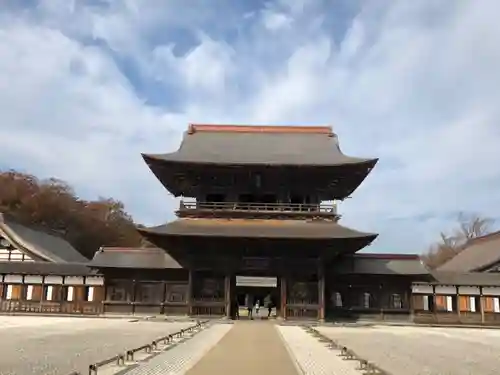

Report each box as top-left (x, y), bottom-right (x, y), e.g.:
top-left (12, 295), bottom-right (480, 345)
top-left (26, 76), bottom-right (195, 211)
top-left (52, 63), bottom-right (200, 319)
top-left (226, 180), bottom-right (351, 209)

top-left (0, 213), bottom-right (89, 263)
top-left (89, 247), bottom-right (182, 269)
top-left (437, 231), bottom-right (500, 273)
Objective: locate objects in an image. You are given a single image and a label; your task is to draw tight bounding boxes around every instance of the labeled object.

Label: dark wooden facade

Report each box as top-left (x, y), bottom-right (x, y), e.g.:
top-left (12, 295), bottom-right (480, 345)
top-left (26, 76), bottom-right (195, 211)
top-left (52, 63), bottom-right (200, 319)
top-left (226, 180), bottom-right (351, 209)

top-left (95, 255), bottom-right (420, 321)
top-left (104, 124), bottom-right (413, 321)
top-left (4, 124), bottom-right (500, 325)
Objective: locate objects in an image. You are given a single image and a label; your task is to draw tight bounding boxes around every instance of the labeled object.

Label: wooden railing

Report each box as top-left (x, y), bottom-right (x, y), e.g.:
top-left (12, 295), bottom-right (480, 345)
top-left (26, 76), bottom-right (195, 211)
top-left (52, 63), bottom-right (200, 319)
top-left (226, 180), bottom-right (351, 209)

top-left (286, 305), bottom-right (319, 319)
top-left (0, 300), bottom-right (102, 315)
top-left (179, 201), bottom-right (337, 214)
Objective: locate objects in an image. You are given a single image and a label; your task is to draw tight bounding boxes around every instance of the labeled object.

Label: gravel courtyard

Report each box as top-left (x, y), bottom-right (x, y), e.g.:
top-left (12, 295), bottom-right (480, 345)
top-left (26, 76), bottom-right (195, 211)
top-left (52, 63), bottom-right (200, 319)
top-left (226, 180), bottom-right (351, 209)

top-left (0, 316), bottom-right (193, 375)
top-left (318, 325), bottom-right (500, 375)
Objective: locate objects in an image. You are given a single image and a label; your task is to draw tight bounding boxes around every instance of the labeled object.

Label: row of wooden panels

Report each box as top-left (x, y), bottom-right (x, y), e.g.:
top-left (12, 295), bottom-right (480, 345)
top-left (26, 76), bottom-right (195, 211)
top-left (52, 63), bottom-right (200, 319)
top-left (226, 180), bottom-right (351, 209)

top-left (413, 294), bottom-right (500, 313)
top-left (414, 311), bottom-right (500, 325)
top-left (0, 284), bottom-right (104, 302)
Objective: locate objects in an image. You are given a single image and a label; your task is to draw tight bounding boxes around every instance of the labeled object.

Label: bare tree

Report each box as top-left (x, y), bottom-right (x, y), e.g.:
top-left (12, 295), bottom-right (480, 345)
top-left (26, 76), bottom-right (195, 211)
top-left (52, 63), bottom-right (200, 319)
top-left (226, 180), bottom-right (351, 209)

top-left (422, 212), bottom-right (494, 269)
top-left (455, 212), bottom-right (493, 242)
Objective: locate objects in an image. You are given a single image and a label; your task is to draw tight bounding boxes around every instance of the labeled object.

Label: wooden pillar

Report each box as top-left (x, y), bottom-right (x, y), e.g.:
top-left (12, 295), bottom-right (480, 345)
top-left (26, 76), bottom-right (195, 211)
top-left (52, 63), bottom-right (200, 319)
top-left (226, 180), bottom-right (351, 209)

top-left (432, 285), bottom-right (437, 312)
top-left (161, 281), bottom-right (167, 315)
top-left (131, 279), bottom-right (137, 315)
top-left (407, 287), bottom-right (414, 319)
top-left (379, 284), bottom-right (384, 320)
top-left (318, 262), bottom-right (325, 321)
top-left (187, 270), bottom-right (193, 316)
top-left (39, 275), bottom-right (46, 312)
top-left (224, 274), bottom-right (231, 319)
top-left (280, 276), bottom-right (287, 319)
top-left (103, 277), bottom-right (108, 301)
top-left (432, 285), bottom-right (437, 323)
top-left (480, 287), bottom-right (485, 324)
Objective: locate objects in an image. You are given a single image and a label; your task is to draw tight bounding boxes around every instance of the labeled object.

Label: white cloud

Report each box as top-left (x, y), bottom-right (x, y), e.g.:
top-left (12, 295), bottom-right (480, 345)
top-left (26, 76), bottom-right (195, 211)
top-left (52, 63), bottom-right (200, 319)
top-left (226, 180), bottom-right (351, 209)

top-left (262, 10), bottom-right (293, 31)
top-left (1, 0), bottom-right (500, 253)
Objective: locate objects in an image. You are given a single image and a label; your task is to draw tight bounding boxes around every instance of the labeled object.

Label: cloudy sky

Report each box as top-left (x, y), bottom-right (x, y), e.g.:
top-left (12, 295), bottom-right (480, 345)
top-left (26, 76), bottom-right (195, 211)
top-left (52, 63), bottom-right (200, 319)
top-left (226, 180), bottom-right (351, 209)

top-left (1, 0), bottom-right (499, 254)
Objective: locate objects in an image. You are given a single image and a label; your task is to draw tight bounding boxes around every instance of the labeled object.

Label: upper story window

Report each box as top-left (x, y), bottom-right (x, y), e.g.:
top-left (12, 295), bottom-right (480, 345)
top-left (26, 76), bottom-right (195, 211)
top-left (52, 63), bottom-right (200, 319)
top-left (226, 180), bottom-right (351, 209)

top-left (0, 240), bottom-right (33, 262)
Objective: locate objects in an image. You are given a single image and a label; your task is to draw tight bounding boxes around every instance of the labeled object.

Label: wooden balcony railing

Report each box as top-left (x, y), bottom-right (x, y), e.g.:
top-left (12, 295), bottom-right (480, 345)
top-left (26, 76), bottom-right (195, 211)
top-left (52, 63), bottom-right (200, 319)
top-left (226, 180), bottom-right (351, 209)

top-left (179, 201), bottom-right (337, 214)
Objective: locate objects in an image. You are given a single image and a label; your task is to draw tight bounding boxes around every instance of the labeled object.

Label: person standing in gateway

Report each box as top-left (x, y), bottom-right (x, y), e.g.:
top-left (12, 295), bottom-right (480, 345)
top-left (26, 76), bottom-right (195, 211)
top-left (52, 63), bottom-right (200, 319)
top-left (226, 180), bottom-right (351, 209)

top-left (264, 293), bottom-right (273, 318)
top-left (245, 293), bottom-right (254, 319)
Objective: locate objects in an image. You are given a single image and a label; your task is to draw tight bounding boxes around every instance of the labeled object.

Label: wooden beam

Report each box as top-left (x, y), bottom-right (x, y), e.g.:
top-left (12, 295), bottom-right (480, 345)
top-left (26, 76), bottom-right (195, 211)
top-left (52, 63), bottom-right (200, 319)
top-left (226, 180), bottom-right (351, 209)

top-left (224, 274), bottom-right (231, 319)
top-left (280, 276), bottom-right (287, 320)
top-left (187, 270), bottom-right (193, 316)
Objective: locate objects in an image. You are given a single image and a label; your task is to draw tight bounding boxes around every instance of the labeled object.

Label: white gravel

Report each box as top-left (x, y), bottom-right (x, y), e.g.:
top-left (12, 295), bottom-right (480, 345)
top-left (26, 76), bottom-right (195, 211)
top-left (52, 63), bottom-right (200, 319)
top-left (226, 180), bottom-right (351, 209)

top-left (317, 325), bottom-right (500, 375)
top-left (0, 316), bottom-right (193, 375)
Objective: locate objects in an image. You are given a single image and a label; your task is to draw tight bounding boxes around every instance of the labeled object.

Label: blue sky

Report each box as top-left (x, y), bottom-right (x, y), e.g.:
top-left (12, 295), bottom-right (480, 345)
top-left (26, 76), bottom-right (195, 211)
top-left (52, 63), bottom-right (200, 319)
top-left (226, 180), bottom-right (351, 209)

top-left (1, 0), bottom-right (500, 254)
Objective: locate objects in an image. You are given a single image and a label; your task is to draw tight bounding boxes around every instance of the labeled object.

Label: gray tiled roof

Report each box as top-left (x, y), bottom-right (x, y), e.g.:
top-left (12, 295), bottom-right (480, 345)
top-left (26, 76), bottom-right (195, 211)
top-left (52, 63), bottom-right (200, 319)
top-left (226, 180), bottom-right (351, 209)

top-left (332, 254), bottom-right (430, 275)
top-left (0, 261), bottom-right (96, 275)
top-left (430, 270), bottom-right (500, 286)
top-left (139, 218), bottom-right (378, 240)
top-left (0, 213), bottom-right (89, 263)
top-left (143, 125), bottom-right (377, 166)
top-left (437, 231), bottom-right (500, 272)
top-left (89, 247), bottom-right (182, 269)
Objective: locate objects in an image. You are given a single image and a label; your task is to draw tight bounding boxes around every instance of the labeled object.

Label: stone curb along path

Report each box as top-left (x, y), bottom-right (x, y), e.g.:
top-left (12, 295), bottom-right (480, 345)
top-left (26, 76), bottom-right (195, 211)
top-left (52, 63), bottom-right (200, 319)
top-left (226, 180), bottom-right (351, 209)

top-left (120, 323), bottom-right (233, 375)
top-left (276, 325), bottom-right (366, 375)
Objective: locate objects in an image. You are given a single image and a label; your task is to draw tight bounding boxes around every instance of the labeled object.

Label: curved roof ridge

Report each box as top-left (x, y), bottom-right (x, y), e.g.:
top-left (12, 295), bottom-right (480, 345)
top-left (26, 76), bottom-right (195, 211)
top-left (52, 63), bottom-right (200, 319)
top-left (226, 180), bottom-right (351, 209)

top-left (354, 253), bottom-right (421, 260)
top-left (99, 246), bottom-right (163, 252)
top-left (188, 124), bottom-right (334, 135)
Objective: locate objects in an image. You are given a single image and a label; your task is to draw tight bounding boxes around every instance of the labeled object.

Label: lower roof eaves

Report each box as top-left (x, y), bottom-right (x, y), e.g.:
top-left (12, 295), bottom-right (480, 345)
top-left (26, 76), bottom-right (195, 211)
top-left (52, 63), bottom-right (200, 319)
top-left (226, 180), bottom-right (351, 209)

top-left (138, 218), bottom-right (378, 240)
top-left (331, 254), bottom-right (430, 276)
top-left (428, 270), bottom-right (500, 286)
top-left (0, 261), bottom-right (98, 276)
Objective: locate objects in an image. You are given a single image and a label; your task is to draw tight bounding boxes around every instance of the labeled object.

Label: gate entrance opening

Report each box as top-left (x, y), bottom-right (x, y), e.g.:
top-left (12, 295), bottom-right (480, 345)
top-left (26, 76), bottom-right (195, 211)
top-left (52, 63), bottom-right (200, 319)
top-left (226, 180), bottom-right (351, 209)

top-left (235, 276), bottom-right (279, 319)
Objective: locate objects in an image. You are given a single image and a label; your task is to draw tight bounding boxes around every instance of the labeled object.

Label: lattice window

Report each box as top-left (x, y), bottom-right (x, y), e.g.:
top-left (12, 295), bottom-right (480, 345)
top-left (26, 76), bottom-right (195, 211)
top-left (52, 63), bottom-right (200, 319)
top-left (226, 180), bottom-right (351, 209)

top-left (106, 280), bottom-right (130, 301)
top-left (135, 283), bottom-right (163, 303)
top-left (165, 284), bottom-right (187, 303)
top-left (0, 243), bottom-right (33, 262)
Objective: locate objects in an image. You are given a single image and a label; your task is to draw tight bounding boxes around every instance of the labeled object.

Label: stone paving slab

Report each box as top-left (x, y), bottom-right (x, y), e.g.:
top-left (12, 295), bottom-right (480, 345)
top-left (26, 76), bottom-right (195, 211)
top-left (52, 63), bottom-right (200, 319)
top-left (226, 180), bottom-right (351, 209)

top-left (318, 325), bottom-right (500, 375)
top-left (185, 321), bottom-right (299, 375)
top-left (123, 323), bottom-right (233, 375)
top-left (277, 325), bottom-right (362, 375)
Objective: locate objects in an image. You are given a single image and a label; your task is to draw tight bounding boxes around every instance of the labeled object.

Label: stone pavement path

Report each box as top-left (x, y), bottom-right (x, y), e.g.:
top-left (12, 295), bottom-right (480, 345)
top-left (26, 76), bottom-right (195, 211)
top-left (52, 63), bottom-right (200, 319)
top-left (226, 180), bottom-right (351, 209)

top-left (185, 321), bottom-right (300, 375)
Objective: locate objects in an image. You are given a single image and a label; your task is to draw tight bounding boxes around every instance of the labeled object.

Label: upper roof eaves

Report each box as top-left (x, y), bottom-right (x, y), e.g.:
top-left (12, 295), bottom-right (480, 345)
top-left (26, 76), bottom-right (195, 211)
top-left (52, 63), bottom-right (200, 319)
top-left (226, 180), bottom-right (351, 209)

top-left (142, 124), bottom-right (377, 167)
